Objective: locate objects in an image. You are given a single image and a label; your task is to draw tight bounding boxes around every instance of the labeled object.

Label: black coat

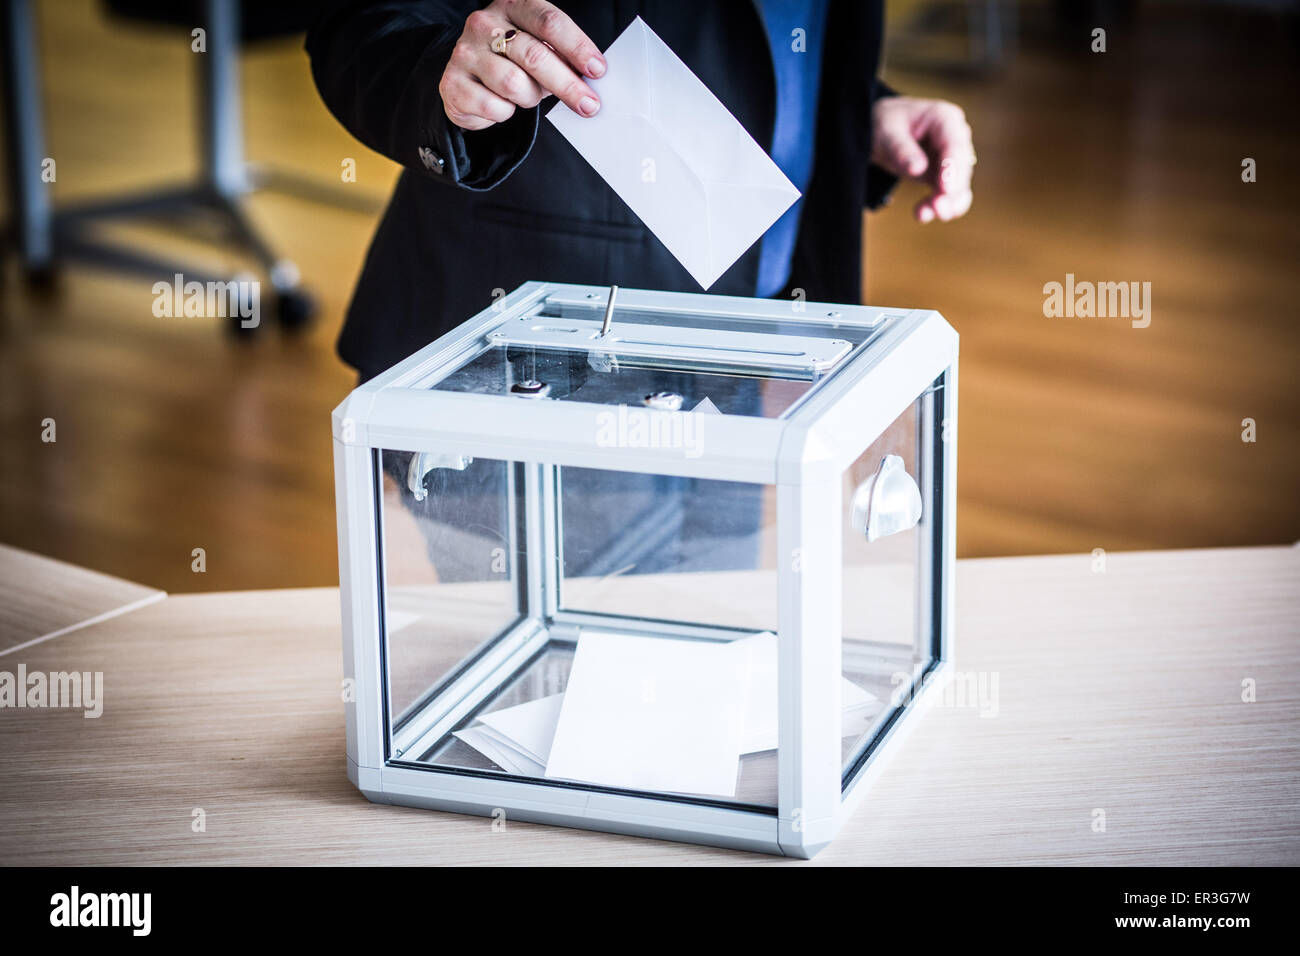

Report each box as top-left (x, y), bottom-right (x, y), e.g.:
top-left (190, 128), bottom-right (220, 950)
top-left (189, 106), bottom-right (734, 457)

top-left (307, 0), bottom-right (897, 378)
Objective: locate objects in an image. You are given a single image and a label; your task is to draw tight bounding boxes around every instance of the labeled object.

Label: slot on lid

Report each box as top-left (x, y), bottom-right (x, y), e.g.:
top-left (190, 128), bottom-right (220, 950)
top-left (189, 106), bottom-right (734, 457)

top-left (488, 319), bottom-right (852, 374)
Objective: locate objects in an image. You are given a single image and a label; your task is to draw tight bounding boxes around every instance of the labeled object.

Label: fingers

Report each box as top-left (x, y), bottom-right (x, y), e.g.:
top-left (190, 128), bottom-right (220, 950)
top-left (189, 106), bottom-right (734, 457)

top-left (473, 48), bottom-right (546, 109)
top-left (442, 3), bottom-right (603, 130)
top-left (916, 103), bottom-right (975, 223)
top-left (439, 66), bottom-right (516, 130)
top-left (870, 97), bottom-right (975, 222)
top-left (916, 153), bottom-right (975, 222)
top-left (926, 104), bottom-right (975, 188)
top-left (501, 27), bottom-right (600, 116)
top-left (936, 156), bottom-right (975, 196)
top-left (925, 103), bottom-right (976, 168)
top-left (442, 11), bottom-right (520, 129)
top-left (914, 187), bottom-right (973, 224)
top-left (502, 0), bottom-right (605, 79)
top-left (874, 105), bottom-right (930, 179)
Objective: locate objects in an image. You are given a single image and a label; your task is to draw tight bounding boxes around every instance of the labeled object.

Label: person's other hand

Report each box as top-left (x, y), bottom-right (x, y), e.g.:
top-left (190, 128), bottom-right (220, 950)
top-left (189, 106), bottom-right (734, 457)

top-left (440, 0), bottom-right (606, 130)
top-left (870, 96), bottom-right (975, 223)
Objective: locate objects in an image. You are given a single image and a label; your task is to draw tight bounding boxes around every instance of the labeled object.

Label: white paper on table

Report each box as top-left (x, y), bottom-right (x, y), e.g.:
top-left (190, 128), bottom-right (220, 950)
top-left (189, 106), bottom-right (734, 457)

top-left (477, 692), bottom-right (564, 766)
top-left (453, 725), bottom-right (546, 777)
top-left (546, 16), bottom-right (800, 289)
top-left (544, 631), bottom-right (747, 796)
top-left (735, 632), bottom-right (883, 754)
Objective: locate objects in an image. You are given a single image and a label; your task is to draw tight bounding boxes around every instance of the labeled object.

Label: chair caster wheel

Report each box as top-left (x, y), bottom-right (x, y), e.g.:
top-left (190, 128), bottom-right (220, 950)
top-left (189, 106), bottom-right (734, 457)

top-left (274, 288), bottom-right (316, 331)
top-left (23, 265), bottom-right (61, 295)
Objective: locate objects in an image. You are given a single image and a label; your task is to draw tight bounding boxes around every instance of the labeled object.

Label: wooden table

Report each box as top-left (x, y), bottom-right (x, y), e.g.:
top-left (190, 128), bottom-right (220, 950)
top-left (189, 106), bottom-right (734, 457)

top-left (0, 543), bottom-right (164, 657)
top-left (0, 545), bottom-right (1296, 865)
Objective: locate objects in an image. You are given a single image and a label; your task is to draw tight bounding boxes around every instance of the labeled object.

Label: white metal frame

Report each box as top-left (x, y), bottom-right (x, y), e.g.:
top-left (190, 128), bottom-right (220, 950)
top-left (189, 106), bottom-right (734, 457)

top-left (333, 282), bottom-right (958, 857)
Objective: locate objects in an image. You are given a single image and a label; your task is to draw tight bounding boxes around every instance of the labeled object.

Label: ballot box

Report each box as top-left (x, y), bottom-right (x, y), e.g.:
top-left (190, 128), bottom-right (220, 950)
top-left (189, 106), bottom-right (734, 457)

top-left (333, 282), bottom-right (957, 857)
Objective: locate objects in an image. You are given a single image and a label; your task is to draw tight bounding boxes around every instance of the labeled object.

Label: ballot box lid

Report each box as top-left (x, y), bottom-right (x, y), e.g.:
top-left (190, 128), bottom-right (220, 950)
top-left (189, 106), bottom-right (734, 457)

top-left (335, 283), bottom-right (957, 483)
top-left (414, 283), bottom-right (908, 418)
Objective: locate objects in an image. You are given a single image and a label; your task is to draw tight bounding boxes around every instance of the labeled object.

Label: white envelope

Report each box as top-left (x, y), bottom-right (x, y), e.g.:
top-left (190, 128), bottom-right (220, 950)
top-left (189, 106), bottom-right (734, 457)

top-left (477, 692), bottom-right (564, 765)
top-left (546, 16), bottom-right (801, 289)
top-left (733, 632), bottom-right (883, 754)
top-left (544, 631), bottom-right (747, 796)
top-left (453, 725), bottom-right (546, 777)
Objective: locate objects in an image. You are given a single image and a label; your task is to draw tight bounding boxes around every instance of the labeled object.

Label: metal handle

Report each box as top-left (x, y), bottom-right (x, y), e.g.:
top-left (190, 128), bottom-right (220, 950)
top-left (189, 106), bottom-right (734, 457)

top-left (850, 455), bottom-right (922, 542)
top-left (599, 284), bottom-right (618, 337)
top-left (407, 451), bottom-right (472, 502)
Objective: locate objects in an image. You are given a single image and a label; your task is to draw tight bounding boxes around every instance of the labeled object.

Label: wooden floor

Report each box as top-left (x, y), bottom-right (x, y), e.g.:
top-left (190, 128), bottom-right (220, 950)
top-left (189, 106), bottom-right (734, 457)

top-left (1, 0), bottom-right (1297, 593)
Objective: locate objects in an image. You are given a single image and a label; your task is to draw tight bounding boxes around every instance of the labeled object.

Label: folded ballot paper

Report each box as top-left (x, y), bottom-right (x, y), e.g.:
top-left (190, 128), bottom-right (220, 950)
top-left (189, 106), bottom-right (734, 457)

top-left (454, 631), bottom-right (882, 797)
top-left (546, 16), bottom-right (801, 289)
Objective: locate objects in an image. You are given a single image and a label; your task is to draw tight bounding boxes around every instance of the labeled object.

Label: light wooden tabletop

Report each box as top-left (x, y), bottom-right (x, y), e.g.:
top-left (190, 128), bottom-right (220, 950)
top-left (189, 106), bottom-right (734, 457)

top-left (0, 545), bottom-right (1296, 865)
top-left (0, 543), bottom-right (165, 657)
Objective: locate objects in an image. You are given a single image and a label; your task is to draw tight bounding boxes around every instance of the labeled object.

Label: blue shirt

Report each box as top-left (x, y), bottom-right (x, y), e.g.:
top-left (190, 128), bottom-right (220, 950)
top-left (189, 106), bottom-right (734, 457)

top-left (755, 0), bottom-right (829, 297)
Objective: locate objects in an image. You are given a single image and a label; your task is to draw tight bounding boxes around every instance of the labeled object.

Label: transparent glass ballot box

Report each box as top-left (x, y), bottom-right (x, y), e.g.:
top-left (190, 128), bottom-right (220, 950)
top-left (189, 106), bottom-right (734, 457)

top-left (334, 282), bottom-right (957, 857)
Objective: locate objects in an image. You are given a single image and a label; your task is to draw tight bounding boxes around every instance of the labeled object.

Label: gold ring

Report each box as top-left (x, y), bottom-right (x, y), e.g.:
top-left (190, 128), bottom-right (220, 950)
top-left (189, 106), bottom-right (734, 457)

top-left (490, 28), bottom-right (517, 55)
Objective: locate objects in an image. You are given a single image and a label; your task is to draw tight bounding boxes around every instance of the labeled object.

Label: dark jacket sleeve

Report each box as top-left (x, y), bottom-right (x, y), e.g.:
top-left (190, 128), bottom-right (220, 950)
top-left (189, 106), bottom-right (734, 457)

top-left (306, 0), bottom-right (539, 191)
top-left (864, 77), bottom-right (900, 210)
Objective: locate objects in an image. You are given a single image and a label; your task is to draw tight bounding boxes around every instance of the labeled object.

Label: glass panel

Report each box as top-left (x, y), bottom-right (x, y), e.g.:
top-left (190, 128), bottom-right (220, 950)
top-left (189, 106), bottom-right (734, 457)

top-left (379, 450), bottom-right (521, 728)
top-left (395, 456), bottom-right (780, 809)
top-left (419, 639), bottom-right (780, 809)
top-left (840, 395), bottom-right (932, 775)
top-left (431, 343), bottom-right (811, 418)
top-left (558, 465), bottom-right (778, 633)
top-left (419, 644), bottom-right (572, 774)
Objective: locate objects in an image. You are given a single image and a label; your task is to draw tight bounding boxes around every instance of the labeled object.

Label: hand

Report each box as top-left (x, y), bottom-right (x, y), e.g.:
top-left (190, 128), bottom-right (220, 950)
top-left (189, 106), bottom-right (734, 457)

top-left (439, 0), bottom-right (605, 131)
top-left (870, 96), bottom-right (975, 223)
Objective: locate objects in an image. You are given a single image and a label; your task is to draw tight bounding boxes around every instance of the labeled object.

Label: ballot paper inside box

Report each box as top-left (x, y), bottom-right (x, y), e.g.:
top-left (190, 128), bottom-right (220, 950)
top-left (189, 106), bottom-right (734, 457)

top-left (333, 282), bottom-right (957, 858)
